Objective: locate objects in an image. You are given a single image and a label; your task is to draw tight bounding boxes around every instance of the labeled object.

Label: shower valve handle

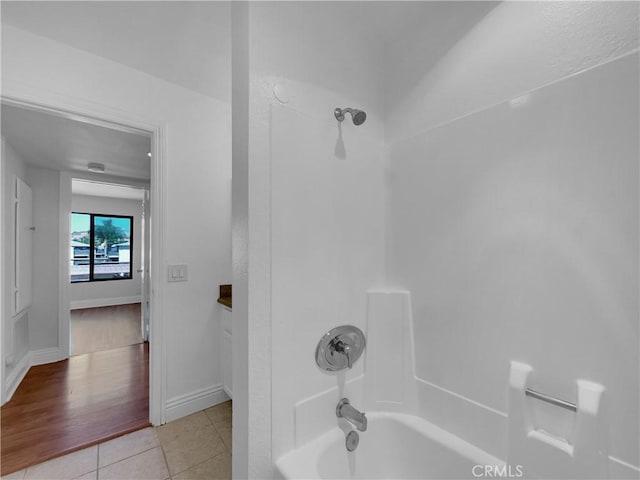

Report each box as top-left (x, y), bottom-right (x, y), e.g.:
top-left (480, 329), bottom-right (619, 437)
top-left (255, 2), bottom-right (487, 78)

top-left (334, 338), bottom-right (353, 369)
top-left (315, 325), bottom-right (366, 372)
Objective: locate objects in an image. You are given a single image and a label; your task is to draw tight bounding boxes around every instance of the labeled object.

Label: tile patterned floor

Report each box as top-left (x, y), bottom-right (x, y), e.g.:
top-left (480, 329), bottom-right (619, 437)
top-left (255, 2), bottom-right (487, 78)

top-left (2, 401), bottom-right (232, 480)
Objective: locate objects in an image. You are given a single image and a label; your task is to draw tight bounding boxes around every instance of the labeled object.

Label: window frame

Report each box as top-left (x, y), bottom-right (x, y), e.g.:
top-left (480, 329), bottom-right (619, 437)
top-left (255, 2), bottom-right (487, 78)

top-left (70, 212), bottom-right (134, 283)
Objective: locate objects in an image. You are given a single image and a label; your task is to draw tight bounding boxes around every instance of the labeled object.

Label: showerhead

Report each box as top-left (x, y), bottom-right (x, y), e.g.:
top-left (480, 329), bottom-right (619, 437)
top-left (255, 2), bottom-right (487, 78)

top-left (334, 107), bottom-right (367, 126)
top-left (351, 110), bottom-right (367, 126)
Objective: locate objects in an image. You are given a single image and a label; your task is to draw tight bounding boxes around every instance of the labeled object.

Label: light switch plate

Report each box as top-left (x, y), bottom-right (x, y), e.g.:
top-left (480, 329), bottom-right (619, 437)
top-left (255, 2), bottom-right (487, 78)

top-left (168, 264), bottom-right (188, 282)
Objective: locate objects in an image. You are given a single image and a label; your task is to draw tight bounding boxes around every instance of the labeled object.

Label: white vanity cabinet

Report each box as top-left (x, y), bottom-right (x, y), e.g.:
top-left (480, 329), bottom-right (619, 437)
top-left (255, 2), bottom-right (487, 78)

top-left (220, 305), bottom-right (232, 398)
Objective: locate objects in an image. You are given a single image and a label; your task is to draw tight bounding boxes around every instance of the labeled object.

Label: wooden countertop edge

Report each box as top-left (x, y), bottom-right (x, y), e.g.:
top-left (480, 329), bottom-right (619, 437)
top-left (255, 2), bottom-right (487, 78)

top-left (218, 284), bottom-right (232, 309)
top-left (217, 297), bottom-right (232, 309)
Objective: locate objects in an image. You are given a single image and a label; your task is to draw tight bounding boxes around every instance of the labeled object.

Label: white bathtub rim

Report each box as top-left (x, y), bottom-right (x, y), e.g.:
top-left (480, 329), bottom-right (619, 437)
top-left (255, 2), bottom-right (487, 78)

top-left (275, 411), bottom-right (505, 479)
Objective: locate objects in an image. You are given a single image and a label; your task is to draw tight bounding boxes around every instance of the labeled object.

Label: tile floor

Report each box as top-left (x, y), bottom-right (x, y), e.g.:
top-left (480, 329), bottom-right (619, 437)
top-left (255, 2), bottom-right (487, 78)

top-left (2, 401), bottom-right (232, 480)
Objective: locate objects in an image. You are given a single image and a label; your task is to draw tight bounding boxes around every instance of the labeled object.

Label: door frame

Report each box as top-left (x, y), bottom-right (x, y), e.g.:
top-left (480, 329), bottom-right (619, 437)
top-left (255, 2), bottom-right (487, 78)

top-left (141, 188), bottom-right (151, 342)
top-left (0, 95), bottom-right (168, 425)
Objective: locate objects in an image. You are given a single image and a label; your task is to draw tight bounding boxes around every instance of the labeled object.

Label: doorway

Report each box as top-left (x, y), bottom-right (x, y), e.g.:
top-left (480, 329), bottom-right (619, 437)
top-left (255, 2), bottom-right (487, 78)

top-left (0, 98), bottom-right (165, 473)
top-left (68, 180), bottom-right (150, 357)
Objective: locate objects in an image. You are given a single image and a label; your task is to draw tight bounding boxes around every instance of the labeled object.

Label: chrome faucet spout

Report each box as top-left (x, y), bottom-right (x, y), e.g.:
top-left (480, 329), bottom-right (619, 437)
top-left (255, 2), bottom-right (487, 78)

top-left (336, 398), bottom-right (367, 432)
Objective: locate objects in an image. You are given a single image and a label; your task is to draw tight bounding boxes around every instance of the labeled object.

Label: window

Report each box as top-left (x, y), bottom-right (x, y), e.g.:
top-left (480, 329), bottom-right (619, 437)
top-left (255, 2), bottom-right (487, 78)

top-left (70, 213), bottom-right (133, 283)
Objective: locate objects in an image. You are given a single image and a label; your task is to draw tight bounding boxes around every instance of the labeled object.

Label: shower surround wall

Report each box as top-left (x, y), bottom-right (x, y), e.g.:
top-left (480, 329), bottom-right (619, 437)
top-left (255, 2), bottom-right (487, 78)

top-left (384, 2), bottom-right (639, 476)
top-left (234, 2), bottom-right (386, 476)
top-left (236, 2), bottom-right (639, 478)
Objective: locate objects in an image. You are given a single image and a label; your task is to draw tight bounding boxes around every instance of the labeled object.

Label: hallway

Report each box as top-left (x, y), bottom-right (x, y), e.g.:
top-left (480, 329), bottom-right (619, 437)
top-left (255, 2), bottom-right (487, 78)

top-left (71, 303), bottom-right (143, 356)
top-left (0, 343), bottom-right (149, 476)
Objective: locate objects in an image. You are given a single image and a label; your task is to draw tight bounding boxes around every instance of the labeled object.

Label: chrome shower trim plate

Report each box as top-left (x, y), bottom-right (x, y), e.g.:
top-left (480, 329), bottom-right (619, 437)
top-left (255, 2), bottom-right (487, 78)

top-left (315, 325), bottom-right (366, 372)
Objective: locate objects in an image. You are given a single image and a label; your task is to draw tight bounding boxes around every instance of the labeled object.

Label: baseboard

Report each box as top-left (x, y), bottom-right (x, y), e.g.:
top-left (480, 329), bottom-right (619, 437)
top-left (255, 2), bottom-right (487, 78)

top-left (223, 385), bottom-right (233, 398)
top-left (165, 384), bottom-right (230, 423)
top-left (4, 351), bottom-right (30, 404)
top-left (71, 295), bottom-right (142, 310)
top-left (30, 347), bottom-right (64, 366)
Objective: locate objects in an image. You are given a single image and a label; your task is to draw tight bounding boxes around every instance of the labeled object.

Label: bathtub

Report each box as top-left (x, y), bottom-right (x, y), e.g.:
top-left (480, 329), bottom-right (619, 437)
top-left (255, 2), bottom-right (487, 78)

top-left (275, 412), bottom-right (504, 479)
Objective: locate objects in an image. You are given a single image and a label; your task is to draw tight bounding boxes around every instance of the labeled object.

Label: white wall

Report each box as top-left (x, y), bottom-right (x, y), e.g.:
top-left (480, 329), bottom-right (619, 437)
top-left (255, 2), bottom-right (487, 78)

top-left (230, 3), bottom-right (250, 478)
top-left (1, 142), bottom-right (68, 401)
top-left (234, 3), bottom-right (387, 476)
top-left (27, 166), bottom-right (60, 353)
top-left (384, 1), bottom-right (640, 142)
top-left (1, 137), bottom-right (30, 401)
top-left (2, 24), bottom-right (232, 420)
top-left (1, 139), bottom-right (3, 402)
top-left (70, 194), bottom-right (143, 308)
top-left (385, 1), bottom-right (639, 473)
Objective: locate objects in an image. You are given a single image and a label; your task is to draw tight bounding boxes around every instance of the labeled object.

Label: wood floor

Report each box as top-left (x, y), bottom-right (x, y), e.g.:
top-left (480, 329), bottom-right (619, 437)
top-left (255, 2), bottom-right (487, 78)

top-left (0, 343), bottom-right (149, 476)
top-left (71, 303), bottom-right (143, 356)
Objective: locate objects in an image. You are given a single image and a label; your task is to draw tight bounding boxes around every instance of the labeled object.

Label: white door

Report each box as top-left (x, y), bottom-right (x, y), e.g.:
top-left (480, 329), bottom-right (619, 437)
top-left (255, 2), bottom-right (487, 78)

top-left (15, 176), bottom-right (33, 314)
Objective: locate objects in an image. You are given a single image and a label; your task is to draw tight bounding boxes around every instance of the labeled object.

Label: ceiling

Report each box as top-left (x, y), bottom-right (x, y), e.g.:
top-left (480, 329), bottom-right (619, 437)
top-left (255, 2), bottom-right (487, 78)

top-left (72, 179), bottom-right (145, 201)
top-left (0, 1), bottom-right (496, 106)
top-left (1, 1), bottom-right (231, 103)
top-left (1, 104), bottom-right (151, 181)
top-left (1, 1), bottom-right (495, 186)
